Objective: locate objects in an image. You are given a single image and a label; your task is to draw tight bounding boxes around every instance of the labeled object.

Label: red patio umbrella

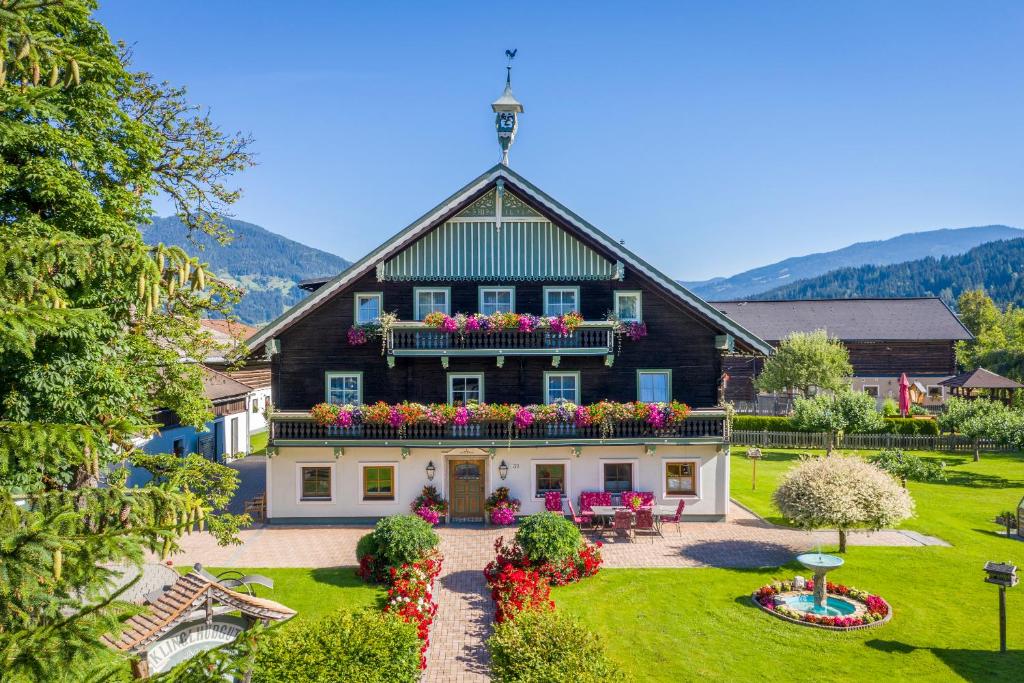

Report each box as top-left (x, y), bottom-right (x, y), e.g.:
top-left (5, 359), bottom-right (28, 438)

top-left (898, 373), bottom-right (911, 417)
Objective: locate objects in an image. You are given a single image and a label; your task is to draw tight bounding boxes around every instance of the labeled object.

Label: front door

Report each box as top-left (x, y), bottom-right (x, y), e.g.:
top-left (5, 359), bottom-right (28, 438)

top-left (449, 459), bottom-right (485, 521)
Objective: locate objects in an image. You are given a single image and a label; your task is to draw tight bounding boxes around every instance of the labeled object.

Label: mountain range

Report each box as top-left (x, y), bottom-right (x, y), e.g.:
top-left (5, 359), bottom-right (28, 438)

top-left (140, 216), bottom-right (350, 325)
top-left (681, 225), bottom-right (1024, 300)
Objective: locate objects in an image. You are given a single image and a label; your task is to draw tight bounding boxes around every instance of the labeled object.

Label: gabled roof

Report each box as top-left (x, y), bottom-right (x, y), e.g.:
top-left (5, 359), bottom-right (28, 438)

top-left (202, 366), bottom-right (253, 402)
top-left (248, 165), bottom-right (771, 355)
top-left (712, 298), bottom-right (973, 343)
top-left (939, 367), bottom-right (1024, 389)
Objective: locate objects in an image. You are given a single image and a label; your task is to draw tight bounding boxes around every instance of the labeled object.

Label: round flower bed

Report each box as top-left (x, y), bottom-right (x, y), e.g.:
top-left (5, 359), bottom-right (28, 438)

top-left (752, 578), bottom-right (892, 630)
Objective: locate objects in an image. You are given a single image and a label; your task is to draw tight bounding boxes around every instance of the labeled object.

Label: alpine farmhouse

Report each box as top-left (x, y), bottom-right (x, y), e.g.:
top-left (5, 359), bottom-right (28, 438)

top-left (246, 77), bottom-right (770, 523)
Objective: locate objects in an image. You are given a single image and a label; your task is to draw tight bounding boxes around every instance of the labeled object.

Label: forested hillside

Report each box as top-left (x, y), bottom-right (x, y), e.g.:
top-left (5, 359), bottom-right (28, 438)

top-left (141, 216), bottom-right (350, 324)
top-left (757, 238), bottom-right (1024, 308)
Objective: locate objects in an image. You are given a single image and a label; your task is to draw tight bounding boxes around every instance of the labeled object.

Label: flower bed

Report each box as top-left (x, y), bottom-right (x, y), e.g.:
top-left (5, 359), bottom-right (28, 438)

top-left (423, 311), bottom-right (585, 335)
top-left (384, 553), bottom-right (444, 669)
top-left (752, 578), bottom-right (892, 630)
top-left (309, 399), bottom-right (691, 430)
top-left (486, 487), bottom-right (521, 526)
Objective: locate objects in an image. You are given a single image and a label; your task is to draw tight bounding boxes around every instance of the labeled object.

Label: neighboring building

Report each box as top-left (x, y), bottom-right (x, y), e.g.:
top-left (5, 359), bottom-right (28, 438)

top-left (201, 319), bottom-right (272, 437)
top-left (713, 298), bottom-right (974, 410)
top-left (247, 73), bottom-right (771, 524)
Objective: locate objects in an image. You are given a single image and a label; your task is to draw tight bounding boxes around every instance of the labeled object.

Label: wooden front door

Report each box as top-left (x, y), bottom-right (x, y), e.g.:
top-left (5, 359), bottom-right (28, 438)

top-left (449, 459), bottom-right (485, 521)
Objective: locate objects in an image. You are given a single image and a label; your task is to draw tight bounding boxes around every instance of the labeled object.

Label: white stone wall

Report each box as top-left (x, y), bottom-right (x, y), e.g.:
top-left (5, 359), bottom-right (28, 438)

top-left (266, 443), bottom-right (728, 521)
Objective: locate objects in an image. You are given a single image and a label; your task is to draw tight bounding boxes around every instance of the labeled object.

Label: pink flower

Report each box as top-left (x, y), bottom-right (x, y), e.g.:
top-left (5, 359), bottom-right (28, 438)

top-left (441, 316), bottom-right (458, 333)
top-left (389, 406), bottom-right (405, 428)
top-left (465, 316), bottom-right (481, 331)
top-left (336, 410), bottom-right (353, 428)
top-left (514, 407), bottom-right (534, 429)
top-left (454, 406), bottom-right (470, 426)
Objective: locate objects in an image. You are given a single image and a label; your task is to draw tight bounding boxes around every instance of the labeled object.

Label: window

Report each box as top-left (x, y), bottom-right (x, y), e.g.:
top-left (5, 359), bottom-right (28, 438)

top-left (479, 286), bottom-right (515, 315)
top-left (534, 462), bottom-right (566, 498)
top-left (544, 287), bottom-right (579, 316)
top-left (602, 462), bottom-right (634, 494)
top-left (300, 466), bottom-right (332, 501)
top-left (251, 397), bottom-right (259, 414)
top-left (230, 417), bottom-right (239, 455)
top-left (354, 292), bottom-right (382, 324)
top-left (326, 372), bottom-right (363, 405)
top-left (172, 438), bottom-right (185, 458)
top-left (928, 385), bottom-right (943, 400)
top-left (362, 465), bottom-right (395, 501)
top-left (448, 373), bottom-right (483, 405)
top-left (863, 385), bottom-right (879, 398)
top-left (637, 370), bottom-right (671, 403)
top-left (614, 291), bottom-right (642, 322)
top-left (414, 288), bottom-right (450, 320)
top-left (664, 461), bottom-right (696, 497)
top-left (544, 371), bottom-right (580, 404)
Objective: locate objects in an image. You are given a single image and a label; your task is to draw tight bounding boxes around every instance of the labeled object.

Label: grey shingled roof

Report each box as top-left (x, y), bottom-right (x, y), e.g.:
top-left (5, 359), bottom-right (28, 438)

top-left (939, 368), bottom-right (1024, 389)
top-left (712, 298), bottom-right (973, 342)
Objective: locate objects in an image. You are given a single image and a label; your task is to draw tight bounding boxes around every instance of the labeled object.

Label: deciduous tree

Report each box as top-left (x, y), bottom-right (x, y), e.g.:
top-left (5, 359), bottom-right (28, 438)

top-left (755, 330), bottom-right (853, 398)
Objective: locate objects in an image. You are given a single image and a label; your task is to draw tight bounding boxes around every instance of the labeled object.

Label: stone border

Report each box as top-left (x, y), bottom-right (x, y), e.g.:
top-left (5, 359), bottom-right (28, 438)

top-left (750, 592), bottom-right (893, 631)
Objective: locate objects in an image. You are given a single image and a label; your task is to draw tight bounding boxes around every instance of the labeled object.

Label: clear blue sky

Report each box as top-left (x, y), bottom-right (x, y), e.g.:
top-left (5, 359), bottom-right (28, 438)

top-left (99, 1), bottom-right (1024, 281)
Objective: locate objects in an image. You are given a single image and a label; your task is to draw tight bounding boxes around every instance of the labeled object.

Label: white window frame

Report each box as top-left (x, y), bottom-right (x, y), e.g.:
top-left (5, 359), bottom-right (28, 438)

top-left (544, 371), bottom-right (581, 404)
top-left (447, 373), bottom-right (485, 405)
top-left (296, 462), bottom-right (335, 504)
top-left (531, 459), bottom-right (572, 500)
top-left (358, 462), bottom-right (399, 505)
top-left (353, 292), bottom-right (383, 325)
top-left (543, 286), bottom-right (580, 316)
top-left (614, 290), bottom-right (643, 322)
top-left (478, 286), bottom-right (516, 315)
top-left (927, 385), bottom-right (944, 400)
top-left (661, 459), bottom-right (700, 499)
top-left (325, 371), bottom-right (363, 405)
top-left (413, 287), bottom-right (451, 320)
top-left (637, 369), bottom-right (672, 403)
top-left (599, 458), bottom-right (638, 495)
top-left (862, 385), bottom-right (880, 398)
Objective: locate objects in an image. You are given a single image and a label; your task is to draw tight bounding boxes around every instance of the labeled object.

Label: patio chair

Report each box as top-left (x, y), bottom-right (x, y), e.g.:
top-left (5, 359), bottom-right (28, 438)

top-left (243, 493), bottom-right (266, 523)
top-left (660, 499), bottom-right (686, 535)
top-left (611, 509), bottom-right (634, 543)
top-left (567, 499), bottom-right (590, 531)
top-left (579, 491), bottom-right (613, 527)
top-left (634, 508), bottom-right (658, 542)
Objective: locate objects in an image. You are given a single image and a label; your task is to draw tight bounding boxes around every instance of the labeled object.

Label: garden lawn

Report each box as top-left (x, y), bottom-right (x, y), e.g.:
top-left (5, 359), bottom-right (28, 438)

top-left (556, 448), bottom-right (1024, 682)
top-left (249, 430), bottom-right (269, 456)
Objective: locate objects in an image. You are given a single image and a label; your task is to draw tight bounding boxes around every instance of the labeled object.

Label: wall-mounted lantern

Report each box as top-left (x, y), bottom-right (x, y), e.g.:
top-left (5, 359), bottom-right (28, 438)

top-left (498, 460), bottom-right (509, 480)
top-left (425, 461), bottom-right (436, 481)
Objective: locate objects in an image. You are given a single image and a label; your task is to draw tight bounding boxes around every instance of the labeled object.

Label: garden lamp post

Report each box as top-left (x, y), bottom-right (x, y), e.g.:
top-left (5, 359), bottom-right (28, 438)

top-left (983, 561), bottom-right (1018, 652)
top-left (747, 447), bottom-right (762, 490)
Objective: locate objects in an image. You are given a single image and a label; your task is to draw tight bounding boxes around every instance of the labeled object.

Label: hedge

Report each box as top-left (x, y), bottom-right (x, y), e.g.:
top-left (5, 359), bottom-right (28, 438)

top-left (733, 415), bottom-right (938, 436)
top-left (251, 610), bottom-right (421, 683)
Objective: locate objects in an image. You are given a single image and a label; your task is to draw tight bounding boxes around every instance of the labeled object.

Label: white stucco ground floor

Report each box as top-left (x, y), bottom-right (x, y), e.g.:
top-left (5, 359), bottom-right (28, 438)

top-left (266, 443), bottom-right (731, 523)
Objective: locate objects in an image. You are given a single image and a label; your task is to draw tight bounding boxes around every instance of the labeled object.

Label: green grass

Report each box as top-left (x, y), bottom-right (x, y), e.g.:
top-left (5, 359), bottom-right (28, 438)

top-left (555, 448), bottom-right (1024, 682)
top-left (249, 430), bottom-right (269, 456)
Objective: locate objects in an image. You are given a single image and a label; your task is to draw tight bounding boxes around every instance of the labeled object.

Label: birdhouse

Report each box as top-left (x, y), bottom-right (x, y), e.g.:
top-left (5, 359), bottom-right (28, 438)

top-left (984, 561), bottom-right (1018, 588)
top-left (746, 447), bottom-right (762, 460)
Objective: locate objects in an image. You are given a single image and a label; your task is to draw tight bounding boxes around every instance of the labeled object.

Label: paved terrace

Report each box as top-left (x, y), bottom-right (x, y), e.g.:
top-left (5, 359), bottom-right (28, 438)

top-left (166, 501), bottom-right (946, 683)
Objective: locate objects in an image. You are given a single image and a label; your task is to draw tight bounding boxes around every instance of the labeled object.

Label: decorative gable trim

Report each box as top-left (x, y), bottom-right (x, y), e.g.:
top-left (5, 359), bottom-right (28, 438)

top-left (247, 165), bottom-right (771, 356)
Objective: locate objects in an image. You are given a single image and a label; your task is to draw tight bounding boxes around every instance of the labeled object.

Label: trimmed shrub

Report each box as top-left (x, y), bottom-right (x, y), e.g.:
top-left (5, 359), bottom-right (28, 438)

top-left (878, 417), bottom-right (940, 435)
top-left (369, 515), bottom-right (439, 571)
top-left (732, 415), bottom-right (801, 432)
top-left (487, 610), bottom-right (623, 683)
top-left (514, 512), bottom-right (582, 564)
top-left (252, 610), bottom-right (421, 683)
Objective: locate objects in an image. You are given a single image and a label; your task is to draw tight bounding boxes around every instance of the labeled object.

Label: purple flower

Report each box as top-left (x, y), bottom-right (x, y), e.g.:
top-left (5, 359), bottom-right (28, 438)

top-left (336, 410), bottom-right (354, 428)
top-left (389, 406), bottom-right (404, 428)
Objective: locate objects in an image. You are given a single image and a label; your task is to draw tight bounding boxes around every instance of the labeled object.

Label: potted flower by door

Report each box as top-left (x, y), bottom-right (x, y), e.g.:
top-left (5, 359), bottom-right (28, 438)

top-left (411, 485), bottom-right (449, 526)
top-left (485, 487), bottom-right (521, 526)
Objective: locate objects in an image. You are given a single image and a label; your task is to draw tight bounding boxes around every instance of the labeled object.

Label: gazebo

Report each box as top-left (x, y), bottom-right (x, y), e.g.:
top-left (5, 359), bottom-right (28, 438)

top-left (938, 368), bottom-right (1024, 405)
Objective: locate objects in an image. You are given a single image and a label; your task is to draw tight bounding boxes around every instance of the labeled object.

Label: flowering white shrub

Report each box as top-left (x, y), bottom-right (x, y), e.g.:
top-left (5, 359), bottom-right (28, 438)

top-left (773, 455), bottom-right (914, 551)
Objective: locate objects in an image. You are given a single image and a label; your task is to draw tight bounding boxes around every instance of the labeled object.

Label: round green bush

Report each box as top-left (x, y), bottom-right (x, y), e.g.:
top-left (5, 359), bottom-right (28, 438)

top-left (356, 532), bottom-right (378, 562)
top-left (514, 512), bottom-right (582, 564)
top-left (252, 610), bottom-right (421, 683)
top-left (487, 609), bottom-right (623, 683)
top-left (370, 514), bottom-right (439, 569)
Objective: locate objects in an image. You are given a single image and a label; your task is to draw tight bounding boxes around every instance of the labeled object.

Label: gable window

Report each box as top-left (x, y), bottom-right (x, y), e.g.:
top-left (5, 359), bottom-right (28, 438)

top-left (300, 465), bottom-right (333, 501)
top-left (533, 461), bottom-right (567, 499)
top-left (637, 370), bottom-right (671, 403)
top-left (414, 288), bottom-right (450, 320)
top-left (614, 291), bottom-right (642, 322)
top-left (543, 287), bottom-right (579, 316)
top-left (448, 373), bottom-right (484, 406)
top-left (544, 371), bottom-right (580, 404)
top-left (361, 464), bottom-right (395, 501)
top-left (354, 292), bottom-right (382, 325)
top-left (326, 372), bottom-right (363, 405)
top-left (664, 461), bottom-right (697, 497)
top-left (602, 461), bottom-right (635, 494)
top-left (479, 287), bottom-right (515, 315)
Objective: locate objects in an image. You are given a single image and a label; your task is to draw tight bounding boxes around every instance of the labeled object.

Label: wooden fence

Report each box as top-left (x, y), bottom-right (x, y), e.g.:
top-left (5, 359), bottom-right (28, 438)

top-left (731, 430), bottom-right (1013, 453)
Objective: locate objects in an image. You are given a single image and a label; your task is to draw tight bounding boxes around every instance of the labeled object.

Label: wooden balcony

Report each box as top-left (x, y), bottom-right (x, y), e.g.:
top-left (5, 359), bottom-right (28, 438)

top-left (269, 408), bottom-right (730, 447)
top-left (386, 321), bottom-right (615, 357)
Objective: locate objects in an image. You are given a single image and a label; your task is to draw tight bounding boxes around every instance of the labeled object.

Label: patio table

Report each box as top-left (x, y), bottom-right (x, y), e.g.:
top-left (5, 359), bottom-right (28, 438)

top-left (589, 505), bottom-right (677, 535)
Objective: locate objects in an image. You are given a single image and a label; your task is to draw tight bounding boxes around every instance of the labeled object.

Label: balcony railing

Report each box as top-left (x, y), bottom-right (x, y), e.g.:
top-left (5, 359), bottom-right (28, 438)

top-left (270, 408), bottom-right (729, 444)
top-left (386, 321), bottom-right (615, 357)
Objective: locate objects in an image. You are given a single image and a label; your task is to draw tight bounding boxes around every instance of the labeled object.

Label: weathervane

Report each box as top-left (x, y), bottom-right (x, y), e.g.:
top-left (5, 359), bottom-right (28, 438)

top-left (492, 49), bottom-right (523, 166)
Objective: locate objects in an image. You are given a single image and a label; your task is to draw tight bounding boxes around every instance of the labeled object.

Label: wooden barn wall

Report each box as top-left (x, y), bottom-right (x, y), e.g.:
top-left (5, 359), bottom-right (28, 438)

top-left (272, 268), bottom-right (725, 411)
top-left (845, 340), bottom-right (957, 376)
top-left (722, 355), bottom-right (764, 402)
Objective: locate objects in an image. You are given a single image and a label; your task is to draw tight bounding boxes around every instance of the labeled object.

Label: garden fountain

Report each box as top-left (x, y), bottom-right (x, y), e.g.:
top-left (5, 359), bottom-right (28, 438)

top-left (796, 552), bottom-right (845, 612)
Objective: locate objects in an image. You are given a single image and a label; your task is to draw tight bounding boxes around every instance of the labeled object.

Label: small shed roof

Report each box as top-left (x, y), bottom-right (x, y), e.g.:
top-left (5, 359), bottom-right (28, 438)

top-left (938, 368), bottom-right (1024, 390)
top-left (202, 366), bottom-right (253, 403)
top-left (712, 298), bottom-right (974, 342)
